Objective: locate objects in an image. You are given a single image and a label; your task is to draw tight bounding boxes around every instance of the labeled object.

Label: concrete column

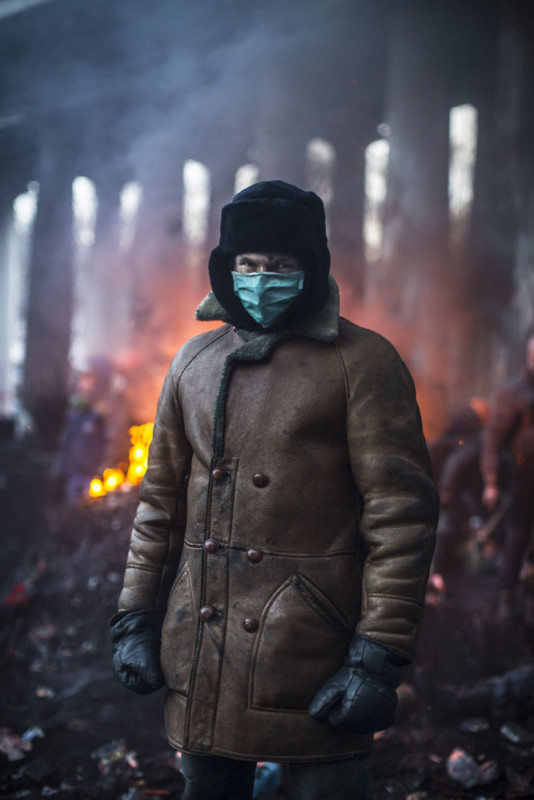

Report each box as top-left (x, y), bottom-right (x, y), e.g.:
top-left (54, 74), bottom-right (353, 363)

top-left (469, 0), bottom-right (534, 390)
top-left (329, 141), bottom-right (366, 298)
top-left (377, 0), bottom-right (453, 436)
top-left (252, 0), bottom-right (386, 302)
top-left (252, 6), bottom-right (314, 187)
top-left (124, 147), bottom-right (191, 423)
top-left (380, 2), bottom-right (451, 315)
top-left (0, 203), bottom-right (12, 417)
top-left (21, 119), bottom-right (76, 445)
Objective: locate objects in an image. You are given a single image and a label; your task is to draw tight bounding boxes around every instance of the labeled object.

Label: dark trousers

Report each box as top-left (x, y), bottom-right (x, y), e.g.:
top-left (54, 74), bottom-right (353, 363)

top-left (180, 752), bottom-right (371, 800)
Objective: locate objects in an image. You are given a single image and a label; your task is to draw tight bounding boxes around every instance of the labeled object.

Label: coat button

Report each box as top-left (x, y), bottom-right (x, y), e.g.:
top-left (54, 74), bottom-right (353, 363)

top-left (200, 605), bottom-right (215, 621)
top-left (212, 468), bottom-right (227, 481)
top-left (204, 539), bottom-right (219, 554)
top-left (252, 472), bottom-right (269, 487)
top-left (243, 617), bottom-right (258, 633)
top-left (247, 548), bottom-right (263, 563)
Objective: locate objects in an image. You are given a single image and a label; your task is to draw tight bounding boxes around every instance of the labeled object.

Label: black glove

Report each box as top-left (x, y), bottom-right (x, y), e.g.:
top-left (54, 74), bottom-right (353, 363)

top-left (110, 608), bottom-right (165, 695)
top-left (308, 636), bottom-right (408, 733)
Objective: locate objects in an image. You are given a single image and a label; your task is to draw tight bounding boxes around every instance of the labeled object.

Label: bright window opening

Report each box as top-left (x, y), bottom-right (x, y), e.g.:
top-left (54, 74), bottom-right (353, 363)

top-left (306, 138), bottom-right (336, 208)
top-left (2, 182), bottom-right (39, 414)
top-left (234, 164), bottom-right (260, 196)
top-left (13, 181), bottom-right (38, 234)
top-left (449, 104), bottom-right (478, 244)
top-left (364, 139), bottom-right (390, 262)
top-left (71, 177), bottom-right (98, 371)
top-left (119, 181), bottom-right (143, 252)
top-left (183, 160), bottom-right (211, 246)
top-left (72, 176), bottom-right (98, 250)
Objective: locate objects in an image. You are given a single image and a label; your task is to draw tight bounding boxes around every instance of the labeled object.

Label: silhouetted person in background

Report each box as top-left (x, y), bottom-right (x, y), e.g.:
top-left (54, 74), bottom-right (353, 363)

top-left (53, 367), bottom-right (107, 505)
top-left (428, 398), bottom-right (488, 487)
top-left (481, 332), bottom-right (534, 624)
top-left (433, 399), bottom-right (490, 576)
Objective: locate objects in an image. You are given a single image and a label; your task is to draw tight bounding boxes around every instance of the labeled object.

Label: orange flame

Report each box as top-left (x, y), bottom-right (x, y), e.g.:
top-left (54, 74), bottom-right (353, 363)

top-left (88, 422), bottom-right (154, 498)
top-left (89, 478), bottom-right (106, 498)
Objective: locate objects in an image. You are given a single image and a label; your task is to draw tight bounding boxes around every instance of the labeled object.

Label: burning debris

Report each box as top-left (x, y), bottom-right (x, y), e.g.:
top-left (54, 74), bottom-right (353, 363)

top-left (89, 423), bottom-right (153, 499)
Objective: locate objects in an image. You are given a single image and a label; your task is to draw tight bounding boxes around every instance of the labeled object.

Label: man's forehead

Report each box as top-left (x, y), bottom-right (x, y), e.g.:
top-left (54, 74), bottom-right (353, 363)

top-left (235, 252), bottom-right (300, 260)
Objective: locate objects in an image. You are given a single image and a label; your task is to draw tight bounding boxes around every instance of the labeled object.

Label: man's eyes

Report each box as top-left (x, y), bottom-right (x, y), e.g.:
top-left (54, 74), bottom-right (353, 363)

top-left (236, 260), bottom-right (297, 271)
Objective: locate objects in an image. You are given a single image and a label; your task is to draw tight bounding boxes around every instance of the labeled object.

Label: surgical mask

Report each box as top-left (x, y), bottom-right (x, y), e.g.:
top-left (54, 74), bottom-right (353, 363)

top-left (231, 271), bottom-right (305, 328)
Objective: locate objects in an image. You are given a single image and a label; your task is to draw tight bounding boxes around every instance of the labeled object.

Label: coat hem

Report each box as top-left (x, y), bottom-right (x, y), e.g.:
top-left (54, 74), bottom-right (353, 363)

top-left (167, 735), bottom-right (373, 763)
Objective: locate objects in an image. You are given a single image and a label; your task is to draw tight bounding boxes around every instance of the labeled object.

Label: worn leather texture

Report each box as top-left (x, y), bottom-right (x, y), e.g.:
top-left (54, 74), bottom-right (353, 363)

top-left (117, 295), bottom-right (438, 761)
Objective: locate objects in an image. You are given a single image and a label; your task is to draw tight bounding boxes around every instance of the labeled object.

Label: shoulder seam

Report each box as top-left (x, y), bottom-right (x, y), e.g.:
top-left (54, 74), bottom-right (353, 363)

top-left (333, 344), bottom-right (350, 399)
top-left (175, 326), bottom-right (231, 392)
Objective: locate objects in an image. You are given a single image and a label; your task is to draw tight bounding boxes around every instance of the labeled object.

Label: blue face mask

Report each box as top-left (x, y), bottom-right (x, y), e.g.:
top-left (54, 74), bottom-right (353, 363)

top-left (231, 271), bottom-right (305, 328)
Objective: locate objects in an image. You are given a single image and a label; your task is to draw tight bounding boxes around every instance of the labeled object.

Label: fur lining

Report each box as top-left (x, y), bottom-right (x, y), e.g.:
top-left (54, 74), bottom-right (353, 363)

top-left (195, 290), bottom-right (231, 323)
top-left (196, 275), bottom-right (339, 344)
top-left (212, 333), bottom-right (288, 458)
top-left (198, 274), bottom-right (340, 458)
top-left (295, 275), bottom-right (339, 343)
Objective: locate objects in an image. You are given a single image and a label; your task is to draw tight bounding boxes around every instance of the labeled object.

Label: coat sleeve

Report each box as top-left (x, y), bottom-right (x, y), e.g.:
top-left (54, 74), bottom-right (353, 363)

top-left (341, 330), bottom-right (438, 662)
top-left (118, 353), bottom-right (193, 612)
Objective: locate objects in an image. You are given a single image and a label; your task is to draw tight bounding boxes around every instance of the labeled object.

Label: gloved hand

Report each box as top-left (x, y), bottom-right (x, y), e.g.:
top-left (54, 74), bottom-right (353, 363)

top-left (110, 608), bottom-right (165, 695)
top-left (308, 635), bottom-right (408, 733)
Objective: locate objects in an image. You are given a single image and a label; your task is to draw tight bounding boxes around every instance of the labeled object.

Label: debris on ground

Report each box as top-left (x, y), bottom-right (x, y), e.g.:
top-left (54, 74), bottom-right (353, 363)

top-left (1, 442), bottom-right (534, 799)
top-left (445, 748), bottom-right (499, 789)
top-left (0, 728), bottom-right (33, 762)
top-left (254, 762), bottom-right (282, 797)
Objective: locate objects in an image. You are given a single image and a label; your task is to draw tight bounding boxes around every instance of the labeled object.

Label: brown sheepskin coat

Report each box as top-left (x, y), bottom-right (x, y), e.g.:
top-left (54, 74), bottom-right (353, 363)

top-left (118, 278), bottom-right (437, 762)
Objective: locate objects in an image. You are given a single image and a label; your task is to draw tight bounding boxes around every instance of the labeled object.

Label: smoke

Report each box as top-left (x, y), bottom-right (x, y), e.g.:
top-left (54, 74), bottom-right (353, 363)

top-left (2, 0), bottom-right (530, 439)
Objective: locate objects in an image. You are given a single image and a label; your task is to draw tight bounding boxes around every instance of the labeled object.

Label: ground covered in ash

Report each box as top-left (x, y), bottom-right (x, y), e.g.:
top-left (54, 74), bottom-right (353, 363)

top-left (1, 441), bottom-right (533, 800)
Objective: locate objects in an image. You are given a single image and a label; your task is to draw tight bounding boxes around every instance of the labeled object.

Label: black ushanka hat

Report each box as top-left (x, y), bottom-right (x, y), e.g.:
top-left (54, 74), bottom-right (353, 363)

top-left (208, 180), bottom-right (331, 331)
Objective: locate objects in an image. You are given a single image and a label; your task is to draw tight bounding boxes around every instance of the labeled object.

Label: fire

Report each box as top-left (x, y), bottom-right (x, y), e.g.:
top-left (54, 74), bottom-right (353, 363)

top-left (88, 422), bottom-right (154, 498)
top-left (103, 468), bottom-right (125, 492)
top-left (89, 478), bottom-right (106, 498)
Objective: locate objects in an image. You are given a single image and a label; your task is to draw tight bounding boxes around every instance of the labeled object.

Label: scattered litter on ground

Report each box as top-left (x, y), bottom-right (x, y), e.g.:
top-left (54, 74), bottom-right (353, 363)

top-left (0, 728), bottom-right (33, 761)
top-left (1, 446), bottom-right (534, 800)
top-left (499, 721), bottom-right (534, 746)
top-left (446, 748), bottom-right (499, 789)
top-left (460, 718), bottom-right (490, 733)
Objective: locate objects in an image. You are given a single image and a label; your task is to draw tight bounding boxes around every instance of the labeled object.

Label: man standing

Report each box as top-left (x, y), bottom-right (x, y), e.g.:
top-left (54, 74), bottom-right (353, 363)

top-left (111, 180), bottom-right (438, 799)
top-left (482, 332), bottom-right (534, 623)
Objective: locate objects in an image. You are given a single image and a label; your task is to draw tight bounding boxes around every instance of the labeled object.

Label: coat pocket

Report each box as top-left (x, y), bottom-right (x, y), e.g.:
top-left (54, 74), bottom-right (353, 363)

top-left (160, 561), bottom-right (197, 696)
top-left (249, 572), bottom-right (352, 713)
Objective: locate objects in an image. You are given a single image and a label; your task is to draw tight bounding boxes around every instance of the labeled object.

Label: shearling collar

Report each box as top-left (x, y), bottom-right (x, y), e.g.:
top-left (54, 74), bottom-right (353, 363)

top-left (195, 274), bottom-right (340, 344)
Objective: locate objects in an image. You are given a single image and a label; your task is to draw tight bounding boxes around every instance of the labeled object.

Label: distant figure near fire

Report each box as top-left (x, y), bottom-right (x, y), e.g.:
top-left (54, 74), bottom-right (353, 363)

top-left (481, 331), bottom-right (534, 626)
top-left (110, 180), bottom-right (438, 799)
top-left (54, 367), bottom-right (107, 505)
